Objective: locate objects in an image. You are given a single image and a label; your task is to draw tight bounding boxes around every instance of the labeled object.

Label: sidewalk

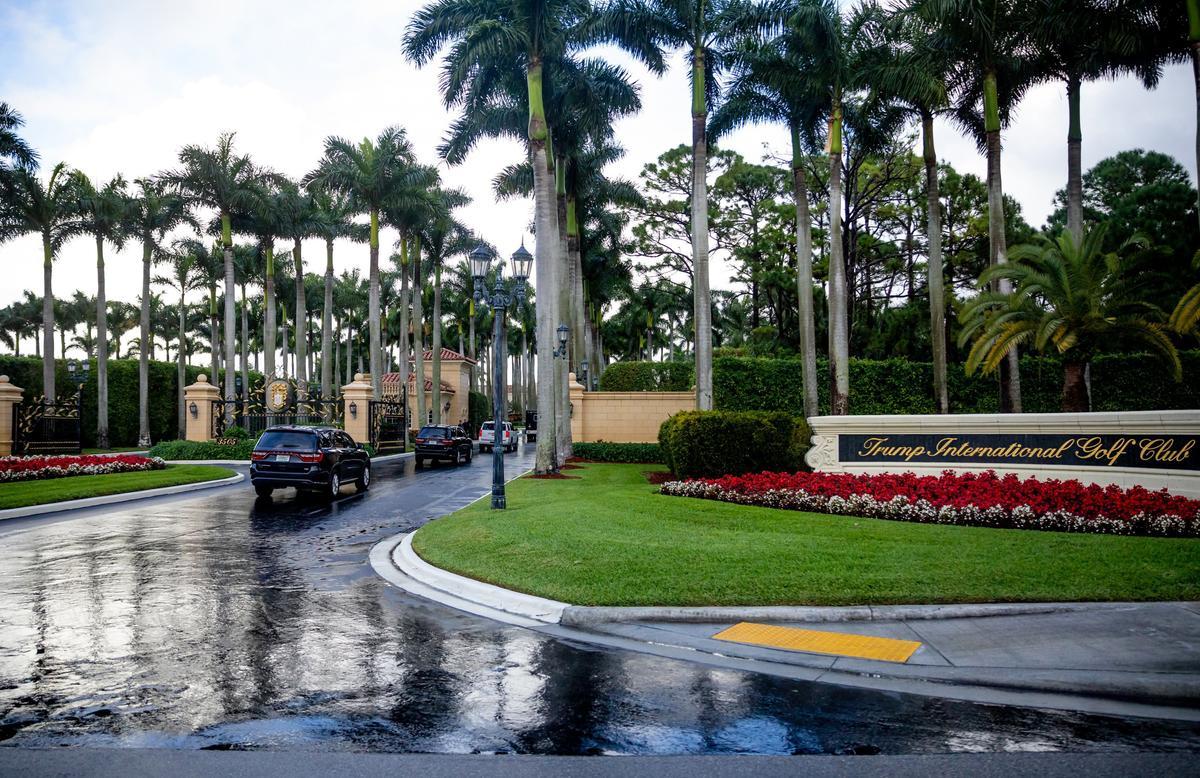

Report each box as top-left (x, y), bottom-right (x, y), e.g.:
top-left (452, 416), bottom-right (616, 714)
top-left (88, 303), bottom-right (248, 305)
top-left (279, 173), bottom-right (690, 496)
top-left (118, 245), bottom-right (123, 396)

top-left (372, 532), bottom-right (1200, 721)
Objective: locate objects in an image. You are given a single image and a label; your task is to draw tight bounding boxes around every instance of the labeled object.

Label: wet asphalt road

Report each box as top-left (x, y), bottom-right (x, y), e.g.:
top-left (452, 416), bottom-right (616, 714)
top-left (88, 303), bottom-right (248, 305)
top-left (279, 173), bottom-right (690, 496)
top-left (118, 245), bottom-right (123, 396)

top-left (0, 447), bottom-right (1198, 755)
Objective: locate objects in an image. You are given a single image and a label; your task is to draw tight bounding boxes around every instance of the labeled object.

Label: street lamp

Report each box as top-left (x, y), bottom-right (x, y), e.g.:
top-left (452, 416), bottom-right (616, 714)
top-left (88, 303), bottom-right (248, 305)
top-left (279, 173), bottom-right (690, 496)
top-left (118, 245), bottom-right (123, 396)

top-left (553, 323), bottom-right (569, 359)
top-left (472, 241), bottom-right (530, 509)
top-left (581, 359), bottom-right (589, 390)
top-left (66, 359), bottom-right (89, 396)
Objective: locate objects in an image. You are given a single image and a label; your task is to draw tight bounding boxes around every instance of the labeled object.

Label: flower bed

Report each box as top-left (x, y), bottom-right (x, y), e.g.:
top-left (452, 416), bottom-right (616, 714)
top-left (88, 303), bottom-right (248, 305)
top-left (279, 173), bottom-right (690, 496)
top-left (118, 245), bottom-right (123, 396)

top-left (660, 470), bottom-right (1200, 538)
top-left (0, 454), bottom-right (166, 483)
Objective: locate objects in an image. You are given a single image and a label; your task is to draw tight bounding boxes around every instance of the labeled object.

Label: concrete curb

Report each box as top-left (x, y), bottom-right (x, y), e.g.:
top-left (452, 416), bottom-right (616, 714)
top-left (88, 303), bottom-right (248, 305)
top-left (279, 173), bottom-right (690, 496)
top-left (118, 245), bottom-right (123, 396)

top-left (0, 471), bottom-right (244, 522)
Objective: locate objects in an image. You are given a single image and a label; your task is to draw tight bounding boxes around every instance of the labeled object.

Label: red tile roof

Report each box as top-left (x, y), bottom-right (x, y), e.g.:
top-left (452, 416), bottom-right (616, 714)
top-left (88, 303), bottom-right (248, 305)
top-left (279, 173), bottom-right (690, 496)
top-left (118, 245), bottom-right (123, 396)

top-left (420, 347), bottom-right (477, 366)
top-left (381, 373), bottom-right (456, 393)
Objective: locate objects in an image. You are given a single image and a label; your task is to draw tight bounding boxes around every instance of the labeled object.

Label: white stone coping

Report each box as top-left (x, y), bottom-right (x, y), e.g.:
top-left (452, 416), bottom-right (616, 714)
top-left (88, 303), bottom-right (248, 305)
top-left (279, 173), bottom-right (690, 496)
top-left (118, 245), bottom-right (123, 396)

top-left (373, 532), bottom-right (568, 625)
top-left (0, 471), bottom-right (244, 522)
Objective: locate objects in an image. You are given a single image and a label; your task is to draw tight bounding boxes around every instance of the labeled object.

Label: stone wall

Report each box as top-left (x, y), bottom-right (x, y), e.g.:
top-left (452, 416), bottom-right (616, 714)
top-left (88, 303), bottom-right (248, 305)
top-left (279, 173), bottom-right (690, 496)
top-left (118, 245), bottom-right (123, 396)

top-left (569, 374), bottom-right (695, 443)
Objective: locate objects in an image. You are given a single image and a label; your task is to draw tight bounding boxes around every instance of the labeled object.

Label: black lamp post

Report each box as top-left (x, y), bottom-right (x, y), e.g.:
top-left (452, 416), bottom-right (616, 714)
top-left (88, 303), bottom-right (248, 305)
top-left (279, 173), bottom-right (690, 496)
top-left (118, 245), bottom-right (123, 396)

top-left (66, 359), bottom-right (89, 397)
top-left (581, 359), bottom-right (589, 391)
top-left (471, 241), bottom-right (531, 509)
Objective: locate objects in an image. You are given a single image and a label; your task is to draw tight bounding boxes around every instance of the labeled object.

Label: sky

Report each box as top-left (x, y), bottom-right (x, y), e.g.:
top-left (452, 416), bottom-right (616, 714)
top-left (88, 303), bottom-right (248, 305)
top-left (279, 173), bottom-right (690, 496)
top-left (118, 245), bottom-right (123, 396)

top-left (1, 0), bottom-right (1195, 325)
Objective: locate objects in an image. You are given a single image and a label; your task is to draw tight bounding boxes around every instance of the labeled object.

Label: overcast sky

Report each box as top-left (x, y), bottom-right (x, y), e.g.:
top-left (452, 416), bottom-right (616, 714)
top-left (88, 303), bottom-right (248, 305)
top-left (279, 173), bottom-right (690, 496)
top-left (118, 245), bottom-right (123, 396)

top-left (1, 0), bottom-right (1194, 316)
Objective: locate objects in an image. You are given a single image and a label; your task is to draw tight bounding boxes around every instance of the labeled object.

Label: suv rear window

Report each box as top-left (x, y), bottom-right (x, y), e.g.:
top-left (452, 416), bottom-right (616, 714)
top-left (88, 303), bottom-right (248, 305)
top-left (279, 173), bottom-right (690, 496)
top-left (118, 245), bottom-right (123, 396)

top-left (256, 431), bottom-right (318, 451)
top-left (418, 427), bottom-right (447, 438)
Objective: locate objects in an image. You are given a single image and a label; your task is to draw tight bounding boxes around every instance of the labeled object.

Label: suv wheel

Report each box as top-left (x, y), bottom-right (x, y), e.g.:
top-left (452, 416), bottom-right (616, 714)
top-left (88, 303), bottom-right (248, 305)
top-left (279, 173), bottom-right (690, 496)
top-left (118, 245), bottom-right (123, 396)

top-left (356, 464), bottom-right (371, 492)
top-left (254, 484), bottom-right (273, 498)
top-left (327, 469), bottom-right (341, 500)
top-left (465, 446), bottom-right (472, 463)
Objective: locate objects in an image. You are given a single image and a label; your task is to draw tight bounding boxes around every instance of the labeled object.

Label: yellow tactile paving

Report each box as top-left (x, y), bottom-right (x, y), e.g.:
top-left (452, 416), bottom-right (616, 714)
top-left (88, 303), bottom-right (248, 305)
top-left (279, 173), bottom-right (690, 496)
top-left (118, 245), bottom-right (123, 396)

top-left (712, 622), bottom-right (921, 663)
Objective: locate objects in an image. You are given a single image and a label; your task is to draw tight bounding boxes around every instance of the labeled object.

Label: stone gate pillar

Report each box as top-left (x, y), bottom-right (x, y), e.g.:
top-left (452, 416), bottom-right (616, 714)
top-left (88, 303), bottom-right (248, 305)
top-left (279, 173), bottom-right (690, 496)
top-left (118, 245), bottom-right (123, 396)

top-left (569, 372), bottom-right (585, 444)
top-left (342, 373), bottom-right (374, 446)
top-left (0, 376), bottom-right (25, 456)
top-left (183, 374), bottom-right (221, 442)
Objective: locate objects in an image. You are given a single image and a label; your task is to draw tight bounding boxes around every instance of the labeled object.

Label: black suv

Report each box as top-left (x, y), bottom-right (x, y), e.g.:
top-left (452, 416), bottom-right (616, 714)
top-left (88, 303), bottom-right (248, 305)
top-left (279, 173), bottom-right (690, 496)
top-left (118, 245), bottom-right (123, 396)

top-left (414, 425), bottom-right (473, 468)
top-left (250, 426), bottom-right (370, 499)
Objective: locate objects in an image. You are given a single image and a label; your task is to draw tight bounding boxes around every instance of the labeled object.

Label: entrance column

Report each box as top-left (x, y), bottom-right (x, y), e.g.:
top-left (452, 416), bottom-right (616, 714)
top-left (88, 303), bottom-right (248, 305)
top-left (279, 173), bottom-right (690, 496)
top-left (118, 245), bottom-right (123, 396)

top-left (0, 376), bottom-right (25, 456)
top-left (342, 373), bottom-right (373, 446)
top-left (183, 375), bottom-right (221, 442)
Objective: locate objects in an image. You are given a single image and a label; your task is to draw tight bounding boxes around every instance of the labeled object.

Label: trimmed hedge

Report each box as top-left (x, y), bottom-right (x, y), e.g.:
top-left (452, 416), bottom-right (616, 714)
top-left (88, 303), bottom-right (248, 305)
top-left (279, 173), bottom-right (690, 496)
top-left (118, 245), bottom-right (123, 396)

top-left (148, 439), bottom-right (255, 461)
top-left (572, 441), bottom-right (663, 463)
top-left (0, 355), bottom-right (257, 448)
top-left (659, 411), bottom-right (812, 479)
top-left (599, 361), bottom-right (693, 392)
top-left (468, 390), bottom-right (492, 437)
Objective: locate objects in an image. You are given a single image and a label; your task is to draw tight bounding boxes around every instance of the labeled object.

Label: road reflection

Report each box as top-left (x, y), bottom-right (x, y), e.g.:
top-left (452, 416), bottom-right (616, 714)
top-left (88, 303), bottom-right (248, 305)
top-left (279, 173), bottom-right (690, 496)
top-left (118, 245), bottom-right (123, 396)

top-left (0, 455), bottom-right (1197, 753)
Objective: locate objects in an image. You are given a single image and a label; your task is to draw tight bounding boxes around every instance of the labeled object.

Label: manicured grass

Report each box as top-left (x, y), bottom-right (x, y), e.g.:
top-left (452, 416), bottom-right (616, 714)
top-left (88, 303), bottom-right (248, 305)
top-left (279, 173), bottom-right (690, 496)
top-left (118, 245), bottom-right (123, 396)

top-left (0, 465), bottom-right (236, 510)
top-left (413, 463), bottom-right (1200, 606)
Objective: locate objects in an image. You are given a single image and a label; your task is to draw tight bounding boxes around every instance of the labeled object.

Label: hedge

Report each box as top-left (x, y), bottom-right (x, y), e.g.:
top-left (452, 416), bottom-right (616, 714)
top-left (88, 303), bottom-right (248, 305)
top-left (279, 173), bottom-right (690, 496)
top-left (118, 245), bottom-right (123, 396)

top-left (0, 356), bottom-right (258, 448)
top-left (598, 361), bottom-right (693, 392)
top-left (658, 411), bottom-right (812, 479)
top-left (148, 438), bottom-right (256, 461)
top-left (468, 390), bottom-right (492, 437)
top-left (571, 441), bottom-right (663, 463)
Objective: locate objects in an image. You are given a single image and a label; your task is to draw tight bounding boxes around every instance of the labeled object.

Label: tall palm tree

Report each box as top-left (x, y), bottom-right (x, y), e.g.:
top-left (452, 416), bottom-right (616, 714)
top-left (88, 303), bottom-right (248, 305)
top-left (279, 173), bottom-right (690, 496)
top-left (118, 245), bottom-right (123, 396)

top-left (710, 18), bottom-right (826, 417)
top-left (305, 127), bottom-right (430, 399)
top-left (859, 8), bottom-right (953, 412)
top-left (0, 163), bottom-right (84, 400)
top-left (128, 178), bottom-right (193, 445)
top-left (960, 227), bottom-right (1180, 411)
top-left (273, 181), bottom-right (320, 389)
top-left (231, 243), bottom-right (262, 407)
top-left (72, 171), bottom-right (131, 448)
top-left (419, 188), bottom-right (472, 423)
top-left (912, 0), bottom-right (1032, 412)
top-left (162, 132), bottom-right (269, 412)
top-left (157, 239), bottom-right (208, 436)
top-left (311, 189), bottom-right (365, 397)
top-left (0, 103), bottom-right (37, 172)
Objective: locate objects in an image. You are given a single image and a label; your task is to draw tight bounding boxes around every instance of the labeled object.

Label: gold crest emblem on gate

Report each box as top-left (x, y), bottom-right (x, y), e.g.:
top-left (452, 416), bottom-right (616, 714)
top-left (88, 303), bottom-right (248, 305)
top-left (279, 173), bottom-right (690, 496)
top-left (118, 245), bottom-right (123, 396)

top-left (265, 379), bottom-right (290, 412)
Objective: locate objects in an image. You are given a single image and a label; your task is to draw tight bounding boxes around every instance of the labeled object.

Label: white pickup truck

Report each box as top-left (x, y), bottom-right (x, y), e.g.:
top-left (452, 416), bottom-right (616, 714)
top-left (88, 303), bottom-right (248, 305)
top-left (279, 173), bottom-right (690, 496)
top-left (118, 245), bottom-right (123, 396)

top-left (478, 421), bottom-right (517, 453)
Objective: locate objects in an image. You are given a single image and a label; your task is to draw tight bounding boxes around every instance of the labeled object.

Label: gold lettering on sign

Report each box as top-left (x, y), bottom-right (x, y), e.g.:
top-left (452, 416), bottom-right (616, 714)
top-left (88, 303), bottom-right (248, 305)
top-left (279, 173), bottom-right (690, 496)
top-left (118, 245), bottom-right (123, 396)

top-left (1075, 436), bottom-right (1137, 466)
top-left (857, 437), bottom-right (928, 461)
top-left (853, 433), bottom-right (1194, 468)
top-left (1139, 438), bottom-right (1195, 464)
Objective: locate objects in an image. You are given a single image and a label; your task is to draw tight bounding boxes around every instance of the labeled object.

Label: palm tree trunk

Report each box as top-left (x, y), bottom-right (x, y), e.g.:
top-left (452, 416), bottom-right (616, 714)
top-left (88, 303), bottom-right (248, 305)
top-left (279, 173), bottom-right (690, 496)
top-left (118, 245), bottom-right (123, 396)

top-left (1066, 75), bottom-right (1084, 244)
top-left (221, 214), bottom-right (235, 415)
top-left (239, 283), bottom-right (249, 415)
top-left (368, 208), bottom-right (382, 399)
top-left (468, 299), bottom-right (477, 393)
top-left (691, 47), bottom-right (714, 411)
top-left (554, 153), bottom-right (571, 463)
top-left (177, 289), bottom-right (187, 437)
top-left (529, 55), bottom-right (558, 473)
top-left (791, 126), bottom-right (819, 419)
top-left (432, 260), bottom-right (443, 424)
top-left (922, 115), bottom-right (949, 414)
top-left (827, 102), bottom-right (850, 415)
top-left (208, 286), bottom-right (219, 385)
top-left (264, 244), bottom-right (277, 378)
top-left (1191, 0), bottom-right (1200, 232)
top-left (398, 237), bottom-right (411, 441)
top-left (321, 239), bottom-right (334, 398)
top-left (281, 304), bottom-right (290, 379)
top-left (41, 234), bottom-right (56, 401)
top-left (293, 238), bottom-right (307, 391)
top-left (413, 238), bottom-right (427, 429)
top-left (94, 235), bottom-right (109, 448)
top-left (566, 192), bottom-right (587, 375)
top-left (138, 238), bottom-right (153, 446)
top-left (1062, 361), bottom-right (1088, 412)
top-left (984, 71), bottom-right (1022, 413)
top-left (520, 329), bottom-right (530, 411)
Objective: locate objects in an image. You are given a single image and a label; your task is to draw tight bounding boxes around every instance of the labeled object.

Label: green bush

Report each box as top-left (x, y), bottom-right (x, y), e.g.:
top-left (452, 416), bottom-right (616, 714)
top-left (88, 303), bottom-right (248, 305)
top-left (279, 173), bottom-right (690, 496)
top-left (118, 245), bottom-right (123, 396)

top-left (572, 441), bottom-right (663, 463)
top-left (599, 361), bottom-right (693, 391)
top-left (0, 355), bottom-right (260, 448)
top-left (468, 390), bottom-right (492, 436)
top-left (711, 352), bottom-right (1200, 415)
top-left (148, 438), bottom-right (255, 461)
top-left (658, 410), bottom-right (812, 479)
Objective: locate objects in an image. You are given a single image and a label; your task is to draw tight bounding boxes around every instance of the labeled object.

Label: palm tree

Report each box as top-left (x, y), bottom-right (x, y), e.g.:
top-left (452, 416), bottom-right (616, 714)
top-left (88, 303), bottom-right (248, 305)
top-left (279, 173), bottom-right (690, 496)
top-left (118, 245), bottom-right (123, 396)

top-left (0, 162), bottom-right (84, 400)
top-left (912, 0), bottom-right (1032, 412)
top-left (157, 239), bottom-right (208, 436)
top-left (859, 8), bottom-right (953, 412)
top-left (0, 103), bottom-right (37, 172)
top-left (305, 127), bottom-right (430, 399)
top-left (419, 188), bottom-right (472, 423)
top-left (710, 17), bottom-right (826, 417)
top-left (128, 178), bottom-right (193, 445)
top-left (959, 227), bottom-right (1179, 412)
top-left (162, 133), bottom-right (269, 412)
top-left (270, 181), bottom-right (320, 389)
top-left (231, 243), bottom-right (261, 407)
top-left (72, 171), bottom-right (131, 448)
top-left (311, 189), bottom-right (364, 397)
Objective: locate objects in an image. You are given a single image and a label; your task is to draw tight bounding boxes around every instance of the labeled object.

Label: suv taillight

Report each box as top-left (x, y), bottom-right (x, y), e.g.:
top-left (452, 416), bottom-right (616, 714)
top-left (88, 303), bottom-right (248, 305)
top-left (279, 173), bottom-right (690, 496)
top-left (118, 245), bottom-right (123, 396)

top-left (298, 452), bottom-right (324, 463)
top-left (251, 451), bottom-right (269, 461)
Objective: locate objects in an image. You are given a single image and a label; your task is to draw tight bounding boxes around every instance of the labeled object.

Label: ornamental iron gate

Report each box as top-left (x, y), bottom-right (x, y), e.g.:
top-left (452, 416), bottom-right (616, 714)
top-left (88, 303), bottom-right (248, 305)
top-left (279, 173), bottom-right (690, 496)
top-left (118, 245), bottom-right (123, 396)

top-left (13, 395), bottom-right (82, 456)
top-left (211, 378), bottom-right (343, 439)
top-left (368, 398), bottom-right (407, 454)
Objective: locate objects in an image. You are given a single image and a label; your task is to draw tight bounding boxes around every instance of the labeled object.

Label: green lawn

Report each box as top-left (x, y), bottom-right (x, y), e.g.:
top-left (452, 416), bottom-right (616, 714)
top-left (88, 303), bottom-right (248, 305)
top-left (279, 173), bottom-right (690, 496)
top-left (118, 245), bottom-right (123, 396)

top-left (413, 463), bottom-right (1200, 606)
top-left (0, 465), bottom-right (236, 510)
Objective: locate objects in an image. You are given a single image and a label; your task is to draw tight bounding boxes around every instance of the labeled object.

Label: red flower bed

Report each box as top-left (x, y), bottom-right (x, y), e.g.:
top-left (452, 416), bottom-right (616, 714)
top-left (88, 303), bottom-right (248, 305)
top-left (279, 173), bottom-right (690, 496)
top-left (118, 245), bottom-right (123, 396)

top-left (660, 470), bottom-right (1200, 537)
top-left (0, 454), bottom-right (165, 483)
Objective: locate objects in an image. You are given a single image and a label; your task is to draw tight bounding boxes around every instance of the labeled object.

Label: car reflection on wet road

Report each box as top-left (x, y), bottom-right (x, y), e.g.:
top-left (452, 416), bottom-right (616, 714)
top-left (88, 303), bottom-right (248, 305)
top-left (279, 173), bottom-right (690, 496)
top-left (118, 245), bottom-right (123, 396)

top-left (0, 448), bottom-right (1197, 754)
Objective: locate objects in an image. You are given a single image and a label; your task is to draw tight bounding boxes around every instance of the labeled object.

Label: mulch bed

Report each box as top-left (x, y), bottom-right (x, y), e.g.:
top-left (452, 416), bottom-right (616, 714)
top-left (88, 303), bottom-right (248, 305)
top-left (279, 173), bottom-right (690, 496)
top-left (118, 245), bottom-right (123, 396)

top-left (560, 463), bottom-right (584, 470)
top-left (644, 471), bottom-right (674, 485)
top-left (526, 472), bottom-right (580, 480)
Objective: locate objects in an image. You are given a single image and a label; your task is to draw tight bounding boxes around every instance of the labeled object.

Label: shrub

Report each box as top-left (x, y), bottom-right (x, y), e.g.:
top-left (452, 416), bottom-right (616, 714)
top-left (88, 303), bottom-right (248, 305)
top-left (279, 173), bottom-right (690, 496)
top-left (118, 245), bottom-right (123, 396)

top-left (661, 469), bottom-right (1200, 538)
top-left (468, 391), bottom-right (492, 437)
top-left (658, 410), bottom-right (811, 479)
top-left (572, 441), bottom-right (663, 463)
top-left (599, 361), bottom-right (693, 391)
top-left (148, 439), bottom-right (255, 461)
